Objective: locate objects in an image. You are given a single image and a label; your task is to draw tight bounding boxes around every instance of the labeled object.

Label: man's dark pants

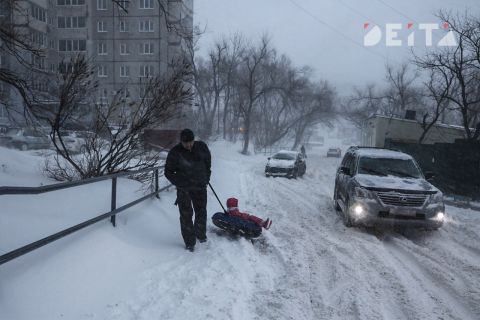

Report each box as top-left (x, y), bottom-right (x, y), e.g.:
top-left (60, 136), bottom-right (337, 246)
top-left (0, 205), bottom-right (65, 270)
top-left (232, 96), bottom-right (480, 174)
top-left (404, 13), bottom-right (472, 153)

top-left (176, 188), bottom-right (207, 247)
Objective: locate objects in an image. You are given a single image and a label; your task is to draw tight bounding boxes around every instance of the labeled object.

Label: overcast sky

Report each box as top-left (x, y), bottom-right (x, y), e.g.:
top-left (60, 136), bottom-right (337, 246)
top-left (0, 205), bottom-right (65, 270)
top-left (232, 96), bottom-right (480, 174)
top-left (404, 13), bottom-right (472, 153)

top-left (194, 0), bottom-right (479, 95)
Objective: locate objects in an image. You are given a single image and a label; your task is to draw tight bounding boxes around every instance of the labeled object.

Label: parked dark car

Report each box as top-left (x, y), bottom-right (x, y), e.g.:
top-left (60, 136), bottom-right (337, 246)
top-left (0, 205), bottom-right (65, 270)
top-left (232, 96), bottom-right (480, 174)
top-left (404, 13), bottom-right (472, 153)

top-left (7, 128), bottom-right (51, 151)
top-left (265, 150), bottom-right (306, 179)
top-left (333, 146), bottom-right (445, 230)
top-left (327, 148), bottom-right (342, 157)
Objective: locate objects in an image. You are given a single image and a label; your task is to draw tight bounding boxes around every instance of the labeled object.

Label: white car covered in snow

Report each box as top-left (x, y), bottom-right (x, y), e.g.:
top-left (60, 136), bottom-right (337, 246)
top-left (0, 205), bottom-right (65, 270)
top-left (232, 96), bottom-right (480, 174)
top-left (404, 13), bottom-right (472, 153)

top-left (265, 150), bottom-right (306, 179)
top-left (54, 131), bottom-right (87, 154)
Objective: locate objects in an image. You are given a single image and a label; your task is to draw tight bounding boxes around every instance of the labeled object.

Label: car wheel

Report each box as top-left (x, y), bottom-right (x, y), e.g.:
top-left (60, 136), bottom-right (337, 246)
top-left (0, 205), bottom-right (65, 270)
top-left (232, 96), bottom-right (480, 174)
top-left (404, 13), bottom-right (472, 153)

top-left (20, 144), bottom-right (28, 151)
top-left (343, 198), bottom-right (354, 228)
top-left (333, 186), bottom-right (342, 211)
top-left (292, 169), bottom-right (298, 179)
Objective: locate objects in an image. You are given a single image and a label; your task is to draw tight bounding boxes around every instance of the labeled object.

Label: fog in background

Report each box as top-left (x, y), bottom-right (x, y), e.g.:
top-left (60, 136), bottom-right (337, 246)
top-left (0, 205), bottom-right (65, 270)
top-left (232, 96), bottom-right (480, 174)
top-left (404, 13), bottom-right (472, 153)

top-left (194, 0), bottom-right (479, 94)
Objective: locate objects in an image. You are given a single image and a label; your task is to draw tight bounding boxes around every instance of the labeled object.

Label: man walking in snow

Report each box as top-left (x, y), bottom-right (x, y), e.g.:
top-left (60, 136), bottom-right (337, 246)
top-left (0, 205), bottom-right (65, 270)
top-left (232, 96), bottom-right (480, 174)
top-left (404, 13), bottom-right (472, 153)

top-left (165, 129), bottom-right (211, 252)
top-left (300, 145), bottom-right (307, 158)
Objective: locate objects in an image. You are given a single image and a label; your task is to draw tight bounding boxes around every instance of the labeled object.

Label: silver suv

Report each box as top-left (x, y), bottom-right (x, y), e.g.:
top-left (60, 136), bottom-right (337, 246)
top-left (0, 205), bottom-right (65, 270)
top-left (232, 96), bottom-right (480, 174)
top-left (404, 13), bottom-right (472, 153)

top-left (333, 147), bottom-right (445, 230)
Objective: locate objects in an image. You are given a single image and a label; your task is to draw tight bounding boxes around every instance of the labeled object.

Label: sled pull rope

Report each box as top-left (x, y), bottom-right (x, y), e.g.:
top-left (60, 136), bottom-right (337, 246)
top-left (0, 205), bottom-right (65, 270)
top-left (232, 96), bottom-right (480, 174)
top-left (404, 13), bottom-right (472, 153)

top-left (208, 183), bottom-right (228, 214)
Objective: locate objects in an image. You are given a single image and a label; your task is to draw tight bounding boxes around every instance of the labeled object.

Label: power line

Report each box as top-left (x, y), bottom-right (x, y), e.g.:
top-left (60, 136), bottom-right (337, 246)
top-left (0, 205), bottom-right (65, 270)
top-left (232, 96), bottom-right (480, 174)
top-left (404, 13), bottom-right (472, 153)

top-left (374, 0), bottom-right (443, 43)
top-left (336, 0), bottom-right (379, 26)
top-left (286, 0), bottom-right (388, 61)
top-left (375, 0), bottom-right (415, 22)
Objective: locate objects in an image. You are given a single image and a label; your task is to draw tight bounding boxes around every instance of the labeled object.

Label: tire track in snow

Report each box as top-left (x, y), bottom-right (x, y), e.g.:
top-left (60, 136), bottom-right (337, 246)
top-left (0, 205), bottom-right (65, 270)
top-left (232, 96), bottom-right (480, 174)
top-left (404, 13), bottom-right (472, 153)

top-left (241, 165), bottom-right (394, 319)
top-left (386, 236), bottom-right (480, 319)
top-left (240, 150), bottom-right (480, 320)
top-left (268, 182), bottom-right (424, 319)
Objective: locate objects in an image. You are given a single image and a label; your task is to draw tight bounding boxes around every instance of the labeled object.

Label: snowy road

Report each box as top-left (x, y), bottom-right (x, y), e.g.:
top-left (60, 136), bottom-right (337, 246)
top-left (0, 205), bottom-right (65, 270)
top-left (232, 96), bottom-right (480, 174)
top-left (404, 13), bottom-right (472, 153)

top-left (1, 143), bottom-right (479, 320)
top-left (109, 143), bottom-right (480, 320)
top-left (238, 151), bottom-right (480, 320)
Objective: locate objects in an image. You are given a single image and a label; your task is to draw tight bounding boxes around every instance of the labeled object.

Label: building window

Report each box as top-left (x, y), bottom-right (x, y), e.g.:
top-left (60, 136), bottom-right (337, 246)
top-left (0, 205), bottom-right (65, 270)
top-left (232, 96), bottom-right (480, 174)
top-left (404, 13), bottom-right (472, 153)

top-left (139, 0), bottom-right (154, 9)
top-left (98, 65), bottom-right (107, 77)
top-left (0, 104), bottom-right (7, 118)
top-left (58, 39), bottom-right (87, 52)
top-left (97, 42), bottom-right (107, 55)
top-left (118, 88), bottom-right (130, 99)
top-left (97, 0), bottom-right (107, 10)
top-left (120, 65), bottom-right (130, 77)
top-left (59, 62), bottom-right (74, 74)
top-left (31, 30), bottom-right (47, 47)
top-left (31, 4), bottom-right (47, 23)
top-left (118, 0), bottom-right (129, 9)
top-left (139, 20), bottom-right (154, 32)
top-left (140, 42), bottom-right (154, 55)
top-left (97, 21), bottom-right (107, 32)
top-left (32, 55), bottom-right (46, 70)
top-left (140, 65), bottom-right (154, 78)
top-left (120, 43), bottom-right (129, 55)
top-left (119, 20), bottom-right (129, 32)
top-left (57, 0), bottom-right (85, 5)
top-left (58, 16), bottom-right (86, 29)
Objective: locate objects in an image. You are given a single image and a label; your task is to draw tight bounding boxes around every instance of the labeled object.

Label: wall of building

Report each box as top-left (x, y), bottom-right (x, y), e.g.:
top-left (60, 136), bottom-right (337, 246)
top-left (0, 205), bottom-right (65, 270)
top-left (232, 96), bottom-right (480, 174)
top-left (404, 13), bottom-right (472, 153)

top-left (1, 0), bottom-right (193, 128)
top-left (363, 116), bottom-right (467, 147)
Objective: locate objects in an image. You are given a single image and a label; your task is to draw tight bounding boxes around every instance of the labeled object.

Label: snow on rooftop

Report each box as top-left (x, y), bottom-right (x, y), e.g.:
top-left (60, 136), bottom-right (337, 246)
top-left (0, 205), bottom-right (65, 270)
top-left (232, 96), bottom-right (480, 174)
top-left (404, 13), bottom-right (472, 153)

top-left (276, 150), bottom-right (298, 154)
top-left (354, 148), bottom-right (412, 160)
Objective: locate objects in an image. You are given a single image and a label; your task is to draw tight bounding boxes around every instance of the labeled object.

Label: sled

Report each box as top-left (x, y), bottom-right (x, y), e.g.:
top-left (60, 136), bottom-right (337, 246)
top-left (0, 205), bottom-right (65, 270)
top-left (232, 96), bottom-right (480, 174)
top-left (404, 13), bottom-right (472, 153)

top-left (211, 212), bottom-right (262, 238)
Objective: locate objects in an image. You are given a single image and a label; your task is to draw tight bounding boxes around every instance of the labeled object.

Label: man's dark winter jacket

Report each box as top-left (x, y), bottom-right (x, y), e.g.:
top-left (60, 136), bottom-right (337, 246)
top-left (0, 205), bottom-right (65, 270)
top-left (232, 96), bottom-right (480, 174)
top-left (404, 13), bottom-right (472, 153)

top-left (165, 141), bottom-right (211, 190)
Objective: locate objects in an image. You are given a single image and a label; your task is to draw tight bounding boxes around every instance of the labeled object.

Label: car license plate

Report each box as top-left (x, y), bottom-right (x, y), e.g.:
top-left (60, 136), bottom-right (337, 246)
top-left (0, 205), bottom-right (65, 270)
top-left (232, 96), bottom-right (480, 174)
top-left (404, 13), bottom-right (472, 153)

top-left (389, 208), bottom-right (416, 216)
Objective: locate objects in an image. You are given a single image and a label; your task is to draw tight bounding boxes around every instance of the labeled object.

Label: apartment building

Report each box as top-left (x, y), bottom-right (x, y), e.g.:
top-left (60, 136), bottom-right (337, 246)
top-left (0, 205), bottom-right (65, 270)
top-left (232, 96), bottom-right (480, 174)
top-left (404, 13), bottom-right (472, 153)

top-left (0, 0), bottom-right (193, 126)
top-left (0, 0), bottom-right (54, 112)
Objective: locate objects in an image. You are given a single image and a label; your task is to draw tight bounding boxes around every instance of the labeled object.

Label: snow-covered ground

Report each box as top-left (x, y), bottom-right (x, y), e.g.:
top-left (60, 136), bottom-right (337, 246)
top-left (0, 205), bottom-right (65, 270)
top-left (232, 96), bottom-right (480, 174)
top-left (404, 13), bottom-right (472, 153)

top-left (1, 142), bottom-right (479, 320)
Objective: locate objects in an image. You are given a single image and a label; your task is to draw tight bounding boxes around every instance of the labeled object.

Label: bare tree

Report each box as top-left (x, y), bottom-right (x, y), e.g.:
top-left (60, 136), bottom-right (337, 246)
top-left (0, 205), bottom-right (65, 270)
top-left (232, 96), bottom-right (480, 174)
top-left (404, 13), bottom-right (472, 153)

top-left (384, 63), bottom-right (422, 117)
top-left (415, 11), bottom-right (480, 141)
top-left (0, 0), bottom-right (47, 118)
top-left (221, 34), bottom-right (245, 139)
top-left (291, 81), bottom-right (335, 150)
top-left (418, 69), bottom-right (454, 143)
top-left (43, 56), bottom-right (192, 180)
top-left (252, 54), bottom-right (300, 150)
top-left (342, 84), bottom-right (386, 129)
top-left (237, 35), bottom-right (273, 154)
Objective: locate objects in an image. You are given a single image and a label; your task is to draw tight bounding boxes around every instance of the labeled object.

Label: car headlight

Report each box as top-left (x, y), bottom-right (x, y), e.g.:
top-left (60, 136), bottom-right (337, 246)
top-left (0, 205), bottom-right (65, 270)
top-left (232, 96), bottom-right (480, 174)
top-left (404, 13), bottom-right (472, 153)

top-left (350, 204), bottom-right (366, 218)
top-left (430, 192), bottom-right (444, 203)
top-left (354, 187), bottom-right (374, 199)
top-left (435, 211), bottom-right (445, 221)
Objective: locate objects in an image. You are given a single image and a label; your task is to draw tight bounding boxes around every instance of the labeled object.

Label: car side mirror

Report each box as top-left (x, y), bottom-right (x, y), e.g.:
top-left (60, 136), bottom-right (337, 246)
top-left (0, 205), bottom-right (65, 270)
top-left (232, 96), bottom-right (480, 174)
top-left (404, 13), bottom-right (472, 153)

top-left (425, 172), bottom-right (435, 181)
top-left (340, 166), bottom-right (351, 176)
top-left (267, 157), bottom-right (271, 160)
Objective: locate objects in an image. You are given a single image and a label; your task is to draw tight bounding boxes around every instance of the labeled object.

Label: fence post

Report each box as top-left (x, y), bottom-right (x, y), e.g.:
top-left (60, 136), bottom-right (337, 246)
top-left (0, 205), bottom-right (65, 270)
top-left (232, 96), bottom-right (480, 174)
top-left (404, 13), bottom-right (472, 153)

top-left (110, 177), bottom-right (117, 227)
top-left (155, 168), bottom-right (159, 199)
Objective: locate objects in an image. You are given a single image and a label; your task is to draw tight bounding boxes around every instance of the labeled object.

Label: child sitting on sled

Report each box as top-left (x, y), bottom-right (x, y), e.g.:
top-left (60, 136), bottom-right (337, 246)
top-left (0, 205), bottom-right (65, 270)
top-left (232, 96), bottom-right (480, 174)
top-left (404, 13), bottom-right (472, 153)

top-left (226, 197), bottom-right (272, 229)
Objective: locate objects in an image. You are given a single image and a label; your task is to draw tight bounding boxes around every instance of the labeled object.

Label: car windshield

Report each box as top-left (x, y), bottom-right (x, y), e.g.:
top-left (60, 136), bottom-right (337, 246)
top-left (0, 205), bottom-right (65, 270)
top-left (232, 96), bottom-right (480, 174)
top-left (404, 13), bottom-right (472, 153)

top-left (357, 157), bottom-right (422, 178)
top-left (273, 153), bottom-right (295, 160)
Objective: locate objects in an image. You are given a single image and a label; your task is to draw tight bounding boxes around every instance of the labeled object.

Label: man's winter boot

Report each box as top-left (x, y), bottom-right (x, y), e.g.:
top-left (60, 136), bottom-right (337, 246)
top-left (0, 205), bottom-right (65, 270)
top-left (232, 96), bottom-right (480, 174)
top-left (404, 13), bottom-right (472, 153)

top-left (185, 245), bottom-right (195, 252)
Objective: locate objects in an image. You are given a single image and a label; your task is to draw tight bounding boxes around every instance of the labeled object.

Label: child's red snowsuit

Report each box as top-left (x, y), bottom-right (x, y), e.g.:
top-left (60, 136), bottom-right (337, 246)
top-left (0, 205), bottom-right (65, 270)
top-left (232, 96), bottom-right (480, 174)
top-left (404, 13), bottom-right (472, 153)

top-left (226, 197), bottom-right (270, 229)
